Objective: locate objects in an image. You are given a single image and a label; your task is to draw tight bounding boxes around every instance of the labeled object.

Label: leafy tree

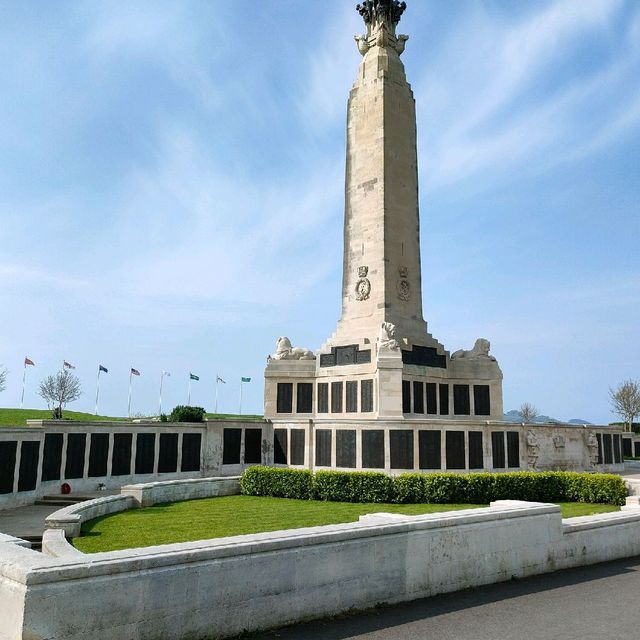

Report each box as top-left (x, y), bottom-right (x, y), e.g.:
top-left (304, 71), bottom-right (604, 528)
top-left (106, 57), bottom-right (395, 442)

top-left (0, 365), bottom-right (6, 393)
top-left (38, 370), bottom-right (82, 419)
top-left (519, 402), bottom-right (539, 424)
top-left (169, 405), bottom-right (205, 423)
top-left (610, 380), bottom-right (640, 432)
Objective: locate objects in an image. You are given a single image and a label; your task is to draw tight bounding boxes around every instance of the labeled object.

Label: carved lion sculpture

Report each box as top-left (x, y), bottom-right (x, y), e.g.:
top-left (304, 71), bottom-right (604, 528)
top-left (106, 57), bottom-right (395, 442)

top-left (451, 338), bottom-right (496, 361)
top-left (271, 337), bottom-right (316, 361)
top-left (378, 322), bottom-right (400, 351)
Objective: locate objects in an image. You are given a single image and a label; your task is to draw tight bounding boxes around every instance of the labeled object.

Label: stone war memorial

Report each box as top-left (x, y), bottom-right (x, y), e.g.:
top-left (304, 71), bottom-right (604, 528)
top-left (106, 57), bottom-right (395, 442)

top-left (264, 0), bottom-right (623, 475)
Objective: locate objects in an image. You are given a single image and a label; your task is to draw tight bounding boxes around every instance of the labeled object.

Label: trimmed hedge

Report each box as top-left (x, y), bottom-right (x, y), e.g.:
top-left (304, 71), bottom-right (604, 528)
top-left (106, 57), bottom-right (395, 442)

top-left (240, 466), bottom-right (626, 506)
top-left (169, 406), bottom-right (205, 423)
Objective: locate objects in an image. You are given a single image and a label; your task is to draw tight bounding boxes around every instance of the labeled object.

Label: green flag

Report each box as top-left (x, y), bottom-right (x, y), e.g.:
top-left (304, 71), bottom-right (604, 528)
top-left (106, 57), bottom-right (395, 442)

top-left (241, 377), bottom-right (251, 383)
top-left (190, 373), bottom-right (200, 381)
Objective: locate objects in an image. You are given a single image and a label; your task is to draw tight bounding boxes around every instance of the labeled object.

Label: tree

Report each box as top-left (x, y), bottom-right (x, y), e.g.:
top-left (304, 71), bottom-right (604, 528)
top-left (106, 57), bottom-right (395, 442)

top-left (519, 402), bottom-right (539, 424)
top-left (0, 365), bottom-right (6, 393)
top-left (609, 380), bottom-right (640, 432)
top-left (38, 370), bottom-right (82, 419)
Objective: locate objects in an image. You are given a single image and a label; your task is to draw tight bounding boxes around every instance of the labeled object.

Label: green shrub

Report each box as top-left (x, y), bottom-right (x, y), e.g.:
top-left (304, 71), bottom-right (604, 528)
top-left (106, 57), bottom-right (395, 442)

top-left (241, 466), bottom-right (313, 500)
top-left (313, 471), bottom-right (394, 503)
top-left (169, 406), bottom-right (205, 423)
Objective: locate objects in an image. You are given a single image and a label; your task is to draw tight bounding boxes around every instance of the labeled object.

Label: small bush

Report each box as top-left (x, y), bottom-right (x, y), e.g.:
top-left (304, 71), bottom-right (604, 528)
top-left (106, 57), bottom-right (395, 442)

top-left (169, 406), bottom-right (205, 423)
top-left (241, 466), bottom-right (313, 500)
top-left (313, 471), bottom-right (394, 503)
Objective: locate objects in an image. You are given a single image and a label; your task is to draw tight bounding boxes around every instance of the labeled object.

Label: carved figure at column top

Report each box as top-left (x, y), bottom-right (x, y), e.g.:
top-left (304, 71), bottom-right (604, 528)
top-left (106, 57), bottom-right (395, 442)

top-left (271, 337), bottom-right (316, 361)
top-left (355, 0), bottom-right (409, 56)
top-left (451, 338), bottom-right (497, 362)
top-left (378, 322), bottom-right (400, 351)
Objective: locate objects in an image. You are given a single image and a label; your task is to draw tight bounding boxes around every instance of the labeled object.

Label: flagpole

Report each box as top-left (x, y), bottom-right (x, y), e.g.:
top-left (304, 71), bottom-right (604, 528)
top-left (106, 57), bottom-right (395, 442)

top-left (20, 362), bottom-right (26, 409)
top-left (159, 372), bottom-right (164, 416)
top-left (215, 376), bottom-right (219, 414)
top-left (239, 379), bottom-right (243, 416)
top-left (188, 375), bottom-right (192, 407)
top-left (128, 370), bottom-right (133, 418)
top-left (95, 366), bottom-right (101, 415)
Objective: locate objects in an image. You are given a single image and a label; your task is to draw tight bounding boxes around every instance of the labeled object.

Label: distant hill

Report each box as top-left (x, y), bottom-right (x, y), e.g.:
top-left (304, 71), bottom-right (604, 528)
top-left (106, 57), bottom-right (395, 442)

top-left (503, 410), bottom-right (592, 425)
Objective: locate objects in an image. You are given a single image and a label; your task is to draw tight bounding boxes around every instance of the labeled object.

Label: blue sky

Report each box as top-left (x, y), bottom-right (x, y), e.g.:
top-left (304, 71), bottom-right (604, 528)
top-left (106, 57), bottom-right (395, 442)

top-left (0, 0), bottom-right (638, 422)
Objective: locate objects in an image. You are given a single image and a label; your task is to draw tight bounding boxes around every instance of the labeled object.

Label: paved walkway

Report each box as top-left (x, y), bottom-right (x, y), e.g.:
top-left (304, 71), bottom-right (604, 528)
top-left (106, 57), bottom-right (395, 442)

top-left (248, 556), bottom-right (640, 640)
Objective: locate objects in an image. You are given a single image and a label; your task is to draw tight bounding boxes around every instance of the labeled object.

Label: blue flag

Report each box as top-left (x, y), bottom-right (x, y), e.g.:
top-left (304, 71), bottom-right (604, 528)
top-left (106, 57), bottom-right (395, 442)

top-left (99, 365), bottom-right (108, 373)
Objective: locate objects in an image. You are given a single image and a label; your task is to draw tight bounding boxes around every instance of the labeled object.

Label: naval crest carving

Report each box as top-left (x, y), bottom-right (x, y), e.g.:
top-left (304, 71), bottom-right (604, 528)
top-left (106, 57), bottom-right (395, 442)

top-left (355, 265), bottom-right (371, 301)
top-left (397, 279), bottom-right (410, 301)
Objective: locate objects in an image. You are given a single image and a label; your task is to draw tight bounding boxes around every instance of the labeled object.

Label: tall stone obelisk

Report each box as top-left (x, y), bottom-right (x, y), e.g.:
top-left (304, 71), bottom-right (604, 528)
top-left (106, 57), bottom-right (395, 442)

top-left (329, 0), bottom-right (432, 347)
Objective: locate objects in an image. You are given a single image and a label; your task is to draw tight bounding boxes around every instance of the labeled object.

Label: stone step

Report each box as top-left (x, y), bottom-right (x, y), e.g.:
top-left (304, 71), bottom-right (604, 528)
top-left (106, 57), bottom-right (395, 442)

top-left (19, 535), bottom-right (42, 551)
top-left (34, 499), bottom-right (82, 507)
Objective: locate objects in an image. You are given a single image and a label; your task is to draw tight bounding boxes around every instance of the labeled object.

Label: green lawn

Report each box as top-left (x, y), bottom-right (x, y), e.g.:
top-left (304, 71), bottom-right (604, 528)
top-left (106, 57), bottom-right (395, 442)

top-left (73, 495), bottom-right (620, 554)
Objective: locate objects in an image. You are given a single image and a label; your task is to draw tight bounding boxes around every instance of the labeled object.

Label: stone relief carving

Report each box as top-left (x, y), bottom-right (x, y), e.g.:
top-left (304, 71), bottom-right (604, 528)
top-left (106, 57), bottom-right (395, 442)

top-left (397, 279), bottom-right (410, 301)
top-left (378, 322), bottom-right (400, 351)
top-left (451, 338), bottom-right (497, 361)
top-left (586, 431), bottom-right (599, 468)
top-left (526, 430), bottom-right (539, 469)
top-left (270, 337), bottom-right (316, 361)
top-left (553, 434), bottom-right (566, 449)
top-left (355, 0), bottom-right (409, 56)
top-left (355, 265), bottom-right (371, 301)
top-left (398, 265), bottom-right (408, 278)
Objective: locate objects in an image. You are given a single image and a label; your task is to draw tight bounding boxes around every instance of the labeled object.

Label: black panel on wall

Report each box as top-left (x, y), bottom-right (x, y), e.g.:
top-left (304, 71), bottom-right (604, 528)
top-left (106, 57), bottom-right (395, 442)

top-left (158, 433), bottom-right (179, 473)
top-left (42, 433), bottom-right (63, 481)
top-left (419, 431), bottom-right (441, 469)
top-left (331, 382), bottom-right (343, 413)
top-left (425, 383), bottom-right (437, 415)
top-left (445, 431), bottom-right (465, 469)
top-left (361, 379), bottom-right (373, 413)
top-left (635, 441), bottom-right (640, 458)
top-left (223, 428), bottom-right (242, 465)
top-left (346, 381), bottom-right (358, 413)
top-left (244, 429), bottom-right (262, 464)
top-left (362, 430), bottom-right (385, 469)
top-left (297, 383), bottom-right (313, 413)
top-left (18, 441), bottom-right (40, 492)
top-left (315, 430), bottom-right (332, 467)
top-left (507, 432), bottom-right (520, 468)
top-left (135, 433), bottom-right (156, 474)
top-left (491, 432), bottom-right (506, 468)
top-left (112, 433), bottom-right (133, 476)
top-left (439, 384), bottom-right (449, 415)
top-left (623, 438), bottom-right (632, 458)
top-left (318, 383), bottom-right (329, 413)
top-left (613, 434), bottom-right (622, 464)
top-left (181, 433), bottom-right (202, 472)
top-left (468, 431), bottom-right (484, 469)
top-left (603, 433), bottom-right (613, 464)
top-left (390, 430), bottom-right (414, 469)
top-left (65, 433), bottom-right (86, 480)
top-left (88, 433), bottom-right (109, 478)
top-left (413, 382), bottom-right (424, 414)
top-left (290, 429), bottom-right (305, 466)
top-left (336, 430), bottom-right (356, 468)
top-left (597, 433), bottom-right (603, 464)
top-left (0, 441), bottom-right (17, 494)
top-left (276, 383), bottom-right (293, 414)
top-left (453, 385), bottom-right (470, 415)
top-left (402, 380), bottom-right (411, 414)
top-left (473, 385), bottom-right (491, 416)
top-left (274, 429), bottom-right (288, 464)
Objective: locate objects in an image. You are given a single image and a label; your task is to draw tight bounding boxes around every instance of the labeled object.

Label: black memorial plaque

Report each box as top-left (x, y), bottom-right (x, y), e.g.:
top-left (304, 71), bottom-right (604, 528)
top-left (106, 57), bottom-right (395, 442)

top-left (362, 430), bottom-right (384, 469)
top-left (158, 433), bottom-right (179, 473)
top-left (597, 433), bottom-right (603, 464)
top-left (390, 430), bottom-right (414, 470)
top-left (135, 433), bottom-right (156, 474)
top-left (426, 383), bottom-right (437, 415)
top-left (402, 380), bottom-right (411, 414)
top-left (296, 383), bottom-right (313, 414)
top-left (181, 433), bottom-right (202, 472)
top-left (244, 428), bottom-right (262, 464)
top-left (419, 431), bottom-right (441, 469)
top-left (346, 381), bottom-right (358, 413)
top-left (318, 383), bottom-right (329, 413)
top-left (473, 385), bottom-right (491, 416)
top-left (468, 431), bottom-right (484, 469)
top-left (635, 441), bottom-right (640, 458)
top-left (491, 432), bottom-right (506, 468)
top-left (413, 381), bottom-right (424, 414)
top-left (331, 381), bottom-right (343, 413)
top-left (361, 379), bottom-right (373, 413)
top-left (315, 430), bottom-right (332, 467)
top-left (623, 437), bottom-right (632, 458)
top-left (320, 345), bottom-right (371, 368)
top-left (18, 441), bottom-right (40, 492)
top-left (223, 428), bottom-right (242, 465)
top-left (401, 345), bottom-right (446, 368)
top-left (613, 434), bottom-right (622, 464)
top-left (42, 433), bottom-right (63, 481)
top-left (276, 383), bottom-right (293, 414)
top-left (290, 429), bottom-right (305, 466)
top-left (88, 433), bottom-right (109, 478)
top-left (507, 431), bottom-right (520, 468)
top-left (274, 429), bottom-right (288, 464)
top-left (439, 384), bottom-right (449, 415)
top-left (603, 433), bottom-right (613, 464)
top-left (0, 441), bottom-right (17, 494)
top-left (336, 430), bottom-right (356, 468)
top-left (112, 433), bottom-right (133, 476)
top-left (453, 385), bottom-right (470, 415)
top-left (446, 431), bottom-right (465, 470)
top-left (64, 433), bottom-right (86, 480)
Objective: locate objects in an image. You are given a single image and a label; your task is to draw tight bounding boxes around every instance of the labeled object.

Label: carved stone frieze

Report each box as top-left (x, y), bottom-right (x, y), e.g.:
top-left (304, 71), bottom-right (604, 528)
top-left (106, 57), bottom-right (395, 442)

top-left (397, 279), bottom-right (410, 301)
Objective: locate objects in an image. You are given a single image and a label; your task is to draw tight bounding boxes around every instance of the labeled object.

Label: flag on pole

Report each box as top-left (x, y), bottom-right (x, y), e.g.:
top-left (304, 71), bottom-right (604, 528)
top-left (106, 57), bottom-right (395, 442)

top-left (131, 368), bottom-right (141, 376)
top-left (99, 365), bottom-right (108, 373)
top-left (163, 370), bottom-right (171, 377)
top-left (190, 373), bottom-right (200, 381)
top-left (241, 377), bottom-right (251, 383)
top-left (63, 361), bottom-right (76, 369)
top-left (24, 357), bottom-right (35, 366)
top-left (217, 375), bottom-right (226, 384)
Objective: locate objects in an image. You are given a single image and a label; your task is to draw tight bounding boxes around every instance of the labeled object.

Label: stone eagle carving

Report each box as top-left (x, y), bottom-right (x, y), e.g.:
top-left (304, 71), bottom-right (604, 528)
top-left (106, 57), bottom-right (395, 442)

top-left (450, 338), bottom-right (496, 361)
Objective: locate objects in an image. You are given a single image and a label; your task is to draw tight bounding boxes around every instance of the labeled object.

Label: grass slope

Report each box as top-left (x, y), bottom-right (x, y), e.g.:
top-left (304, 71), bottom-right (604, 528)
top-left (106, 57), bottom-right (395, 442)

top-left (73, 495), bottom-right (620, 554)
